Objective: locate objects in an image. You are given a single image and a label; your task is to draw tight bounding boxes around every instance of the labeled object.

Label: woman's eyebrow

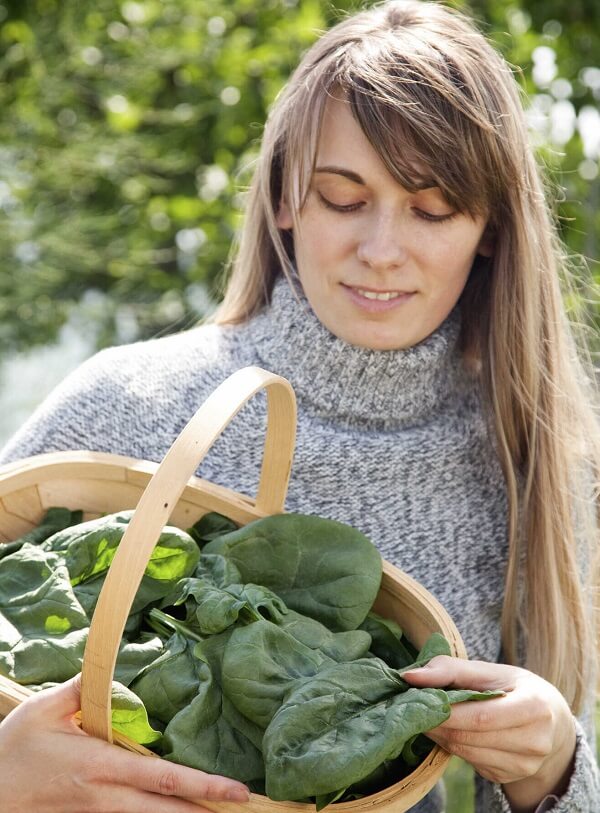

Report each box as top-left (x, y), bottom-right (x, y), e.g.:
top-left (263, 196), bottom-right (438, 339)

top-left (314, 164), bottom-right (441, 192)
top-left (314, 165), bottom-right (365, 185)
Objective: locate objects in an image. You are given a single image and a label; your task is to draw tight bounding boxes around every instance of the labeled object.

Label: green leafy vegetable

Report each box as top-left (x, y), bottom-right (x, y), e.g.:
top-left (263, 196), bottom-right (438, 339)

top-left (263, 655), bottom-right (504, 801)
top-left (166, 578), bottom-right (288, 635)
top-left (203, 513), bottom-right (382, 631)
top-left (264, 658), bottom-right (452, 801)
top-left (110, 681), bottom-right (162, 745)
top-left (0, 507), bottom-right (83, 560)
top-left (187, 512), bottom-right (240, 548)
top-left (131, 611), bottom-right (207, 725)
top-left (43, 511), bottom-right (200, 613)
top-left (222, 618), bottom-right (334, 729)
top-left (0, 544), bottom-right (89, 683)
top-left (359, 611), bottom-right (417, 668)
top-left (161, 628), bottom-right (265, 784)
top-left (0, 507), bottom-right (503, 804)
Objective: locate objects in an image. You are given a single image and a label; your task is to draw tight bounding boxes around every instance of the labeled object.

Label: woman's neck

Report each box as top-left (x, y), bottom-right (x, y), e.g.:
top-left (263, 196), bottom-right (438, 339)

top-left (248, 274), bottom-right (476, 429)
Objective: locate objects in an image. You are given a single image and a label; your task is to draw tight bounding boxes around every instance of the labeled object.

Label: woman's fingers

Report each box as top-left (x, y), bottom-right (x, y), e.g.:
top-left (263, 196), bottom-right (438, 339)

top-left (90, 784), bottom-right (246, 813)
top-left (11, 674), bottom-right (86, 728)
top-left (428, 716), bottom-right (555, 756)
top-left (402, 654), bottom-right (517, 692)
top-left (21, 677), bottom-right (250, 802)
top-left (402, 655), bottom-right (578, 805)
top-left (422, 743), bottom-right (547, 786)
top-left (0, 676), bottom-right (251, 813)
top-left (438, 685), bottom-right (553, 733)
top-left (103, 745), bottom-right (250, 802)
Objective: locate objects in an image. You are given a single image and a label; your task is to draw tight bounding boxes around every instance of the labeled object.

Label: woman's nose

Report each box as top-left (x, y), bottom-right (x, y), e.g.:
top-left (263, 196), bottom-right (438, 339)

top-left (356, 213), bottom-right (408, 270)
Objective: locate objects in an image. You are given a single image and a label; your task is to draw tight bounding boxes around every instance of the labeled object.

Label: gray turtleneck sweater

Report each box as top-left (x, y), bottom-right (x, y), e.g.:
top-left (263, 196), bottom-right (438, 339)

top-left (0, 277), bottom-right (597, 812)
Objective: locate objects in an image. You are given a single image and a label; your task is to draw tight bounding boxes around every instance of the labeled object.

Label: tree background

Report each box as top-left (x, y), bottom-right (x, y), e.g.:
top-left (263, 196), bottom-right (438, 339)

top-left (0, 0), bottom-right (599, 358)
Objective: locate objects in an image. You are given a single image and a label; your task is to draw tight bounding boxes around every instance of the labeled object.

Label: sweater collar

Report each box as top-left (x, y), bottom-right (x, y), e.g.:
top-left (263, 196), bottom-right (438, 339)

top-left (249, 275), bottom-right (474, 429)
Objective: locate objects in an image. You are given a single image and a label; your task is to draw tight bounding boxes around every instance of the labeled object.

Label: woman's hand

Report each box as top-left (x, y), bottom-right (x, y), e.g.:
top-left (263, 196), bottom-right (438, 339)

top-left (402, 657), bottom-right (577, 812)
top-left (0, 674), bottom-right (250, 813)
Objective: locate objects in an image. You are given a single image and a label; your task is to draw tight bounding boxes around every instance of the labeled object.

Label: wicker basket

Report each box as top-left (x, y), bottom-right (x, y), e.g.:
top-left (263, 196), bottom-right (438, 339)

top-left (0, 366), bottom-right (467, 812)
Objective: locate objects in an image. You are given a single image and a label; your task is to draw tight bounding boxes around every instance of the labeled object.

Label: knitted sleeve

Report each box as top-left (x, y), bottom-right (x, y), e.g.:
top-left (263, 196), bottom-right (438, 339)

top-left (0, 324), bottom-right (233, 467)
top-left (475, 715), bottom-right (599, 811)
top-left (0, 348), bottom-right (124, 465)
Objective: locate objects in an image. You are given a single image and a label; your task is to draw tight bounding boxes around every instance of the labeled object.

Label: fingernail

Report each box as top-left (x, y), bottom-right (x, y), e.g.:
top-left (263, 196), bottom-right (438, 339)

top-left (227, 786), bottom-right (250, 802)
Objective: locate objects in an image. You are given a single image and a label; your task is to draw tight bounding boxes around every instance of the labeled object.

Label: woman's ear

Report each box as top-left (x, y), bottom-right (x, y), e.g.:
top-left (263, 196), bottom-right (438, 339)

top-left (276, 198), bottom-right (293, 230)
top-left (477, 223), bottom-right (495, 258)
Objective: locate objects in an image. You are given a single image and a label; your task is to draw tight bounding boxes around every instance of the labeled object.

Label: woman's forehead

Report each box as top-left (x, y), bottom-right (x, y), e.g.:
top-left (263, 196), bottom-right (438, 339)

top-left (314, 96), bottom-right (437, 189)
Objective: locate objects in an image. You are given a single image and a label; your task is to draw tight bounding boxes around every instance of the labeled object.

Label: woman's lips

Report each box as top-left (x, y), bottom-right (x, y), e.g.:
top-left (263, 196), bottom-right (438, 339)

top-left (342, 284), bottom-right (415, 312)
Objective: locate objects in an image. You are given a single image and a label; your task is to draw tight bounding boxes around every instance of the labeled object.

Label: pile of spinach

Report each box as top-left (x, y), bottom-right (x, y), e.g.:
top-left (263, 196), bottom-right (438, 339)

top-left (0, 508), bottom-right (502, 810)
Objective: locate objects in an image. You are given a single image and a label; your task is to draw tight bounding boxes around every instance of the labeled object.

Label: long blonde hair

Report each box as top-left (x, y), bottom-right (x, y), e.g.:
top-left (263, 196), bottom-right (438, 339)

top-left (213, 0), bottom-right (599, 713)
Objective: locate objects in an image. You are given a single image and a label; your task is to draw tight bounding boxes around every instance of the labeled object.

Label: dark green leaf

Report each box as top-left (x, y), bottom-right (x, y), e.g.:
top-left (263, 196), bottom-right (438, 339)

top-left (193, 552), bottom-right (242, 587)
top-left (45, 512), bottom-right (200, 614)
top-left (161, 628), bottom-right (264, 783)
top-left (130, 629), bottom-right (207, 725)
top-left (315, 786), bottom-right (347, 811)
top-left (263, 657), bottom-right (452, 800)
top-left (114, 634), bottom-right (165, 687)
top-left (0, 544), bottom-right (89, 683)
top-left (187, 512), bottom-right (240, 548)
top-left (221, 619), bottom-right (334, 729)
top-left (277, 609), bottom-right (372, 663)
top-left (0, 507), bottom-right (83, 560)
top-left (358, 611), bottom-right (418, 668)
top-left (203, 513), bottom-right (382, 631)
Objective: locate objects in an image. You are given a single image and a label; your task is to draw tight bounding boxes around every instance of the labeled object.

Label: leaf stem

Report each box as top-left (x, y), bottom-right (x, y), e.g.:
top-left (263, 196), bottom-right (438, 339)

top-left (147, 608), bottom-right (204, 642)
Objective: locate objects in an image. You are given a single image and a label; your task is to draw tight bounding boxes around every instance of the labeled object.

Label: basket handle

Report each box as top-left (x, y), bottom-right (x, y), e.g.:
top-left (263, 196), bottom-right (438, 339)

top-left (80, 366), bottom-right (297, 742)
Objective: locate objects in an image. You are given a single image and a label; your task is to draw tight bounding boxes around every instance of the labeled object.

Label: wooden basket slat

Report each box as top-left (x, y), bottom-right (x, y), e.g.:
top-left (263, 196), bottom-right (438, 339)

top-left (125, 465), bottom-right (265, 527)
top-left (0, 509), bottom-right (38, 540)
top-left (1, 484), bottom-right (44, 523)
top-left (37, 477), bottom-right (145, 516)
top-left (0, 454), bottom-right (130, 497)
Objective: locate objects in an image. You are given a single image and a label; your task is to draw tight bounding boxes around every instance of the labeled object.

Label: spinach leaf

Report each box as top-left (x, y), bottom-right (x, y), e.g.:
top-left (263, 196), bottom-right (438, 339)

top-left (446, 689), bottom-right (504, 703)
top-left (263, 657), bottom-right (452, 801)
top-left (263, 643), bottom-right (504, 802)
top-left (43, 512), bottom-right (199, 606)
top-left (43, 512), bottom-right (200, 615)
top-left (221, 619), bottom-right (335, 729)
top-left (400, 733), bottom-right (435, 768)
top-left (164, 578), bottom-right (288, 635)
top-left (113, 634), bottom-right (165, 687)
top-left (110, 680), bottom-right (162, 745)
top-left (129, 629), bottom-right (206, 725)
top-left (193, 552), bottom-right (242, 587)
top-left (276, 609), bottom-right (372, 663)
top-left (161, 628), bottom-right (265, 783)
top-left (0, 507), bottom-right (83, 560)
top-left (315, 787), bottom-right (347, 811)
top-left (187, 512), bottom-right (240, 548)
top-left (359, 611), bottom-right (418, 668)
top-left (203, 513), bottom-right (382, 631)
top-left (0, 544), bottom-right (89, 683)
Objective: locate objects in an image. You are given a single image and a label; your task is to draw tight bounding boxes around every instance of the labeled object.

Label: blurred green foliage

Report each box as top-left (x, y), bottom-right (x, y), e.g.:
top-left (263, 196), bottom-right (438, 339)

top-left (0, 0), bottom-right (598, 355)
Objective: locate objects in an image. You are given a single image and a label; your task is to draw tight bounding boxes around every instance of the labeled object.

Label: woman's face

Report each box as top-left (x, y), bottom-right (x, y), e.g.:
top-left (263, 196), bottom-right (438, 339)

top-left (277, 97), bottom-right (492, 350)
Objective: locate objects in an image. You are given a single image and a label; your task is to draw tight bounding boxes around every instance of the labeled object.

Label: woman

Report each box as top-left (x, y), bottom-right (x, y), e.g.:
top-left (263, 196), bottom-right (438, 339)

top-left (0, 1), bottom-right (598, 811)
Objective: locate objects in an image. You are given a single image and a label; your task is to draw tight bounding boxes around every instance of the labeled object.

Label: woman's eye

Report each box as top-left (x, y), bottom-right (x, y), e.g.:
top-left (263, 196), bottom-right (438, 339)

top-left (414, 208), bottom-right (458, 223)
top-left (317, 193), bottom-right (363, 213)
